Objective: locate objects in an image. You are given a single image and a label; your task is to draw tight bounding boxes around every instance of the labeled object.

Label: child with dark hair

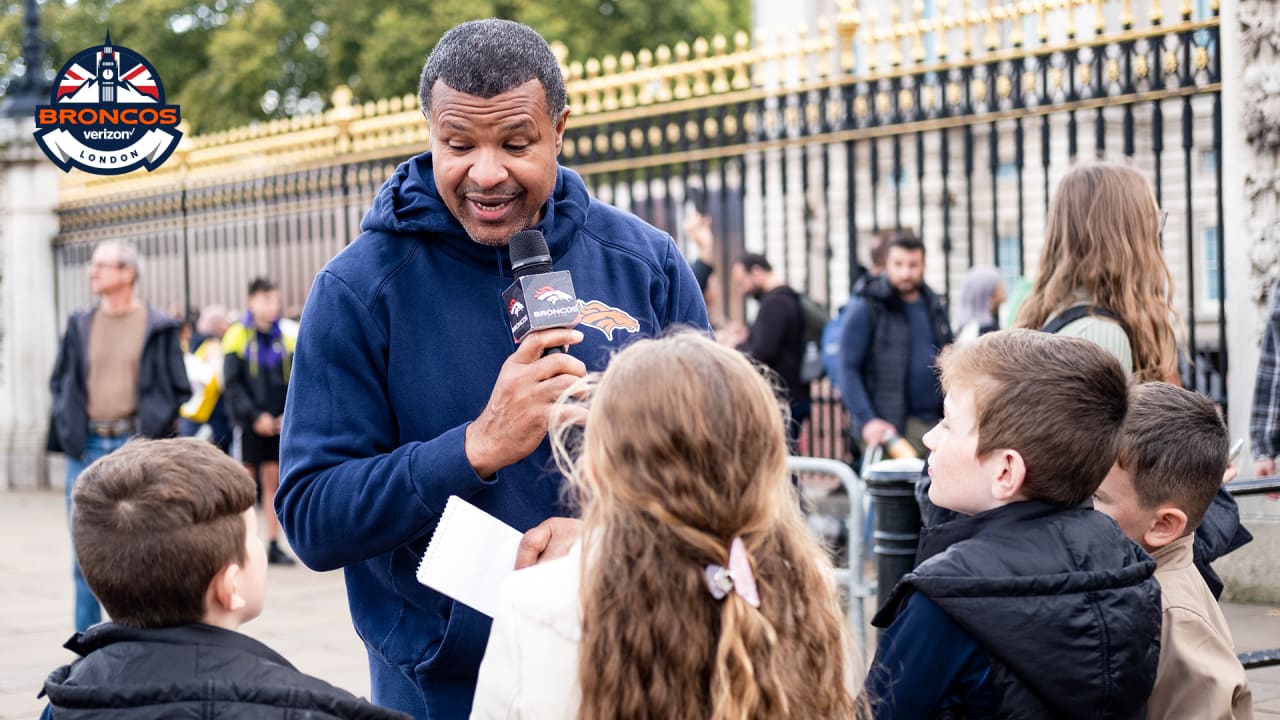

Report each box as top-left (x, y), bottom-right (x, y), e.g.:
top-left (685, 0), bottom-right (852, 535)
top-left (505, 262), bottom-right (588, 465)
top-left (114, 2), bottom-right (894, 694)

top-left (1094, 383), bottom-right (1253, 719)
top-left (40, 438), bottom-right (407, 720)
top-left (865, 329), bottom-right (1161, 718)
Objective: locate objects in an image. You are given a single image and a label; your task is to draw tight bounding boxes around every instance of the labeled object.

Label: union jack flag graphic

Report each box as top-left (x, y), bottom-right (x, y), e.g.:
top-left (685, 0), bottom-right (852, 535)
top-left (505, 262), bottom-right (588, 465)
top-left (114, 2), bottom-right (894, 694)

top-left (54, 53), bottom-right (160, 103)
top-left (115, 57), bottom-right (159, 100)
top-left (55, 62), bottom-right (94, 100)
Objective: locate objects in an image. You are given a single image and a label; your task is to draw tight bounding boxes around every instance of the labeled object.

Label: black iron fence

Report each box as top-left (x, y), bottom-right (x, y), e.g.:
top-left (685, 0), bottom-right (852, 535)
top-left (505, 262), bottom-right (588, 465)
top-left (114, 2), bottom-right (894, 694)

top-left (52, 7), bottom-right (1225, 464)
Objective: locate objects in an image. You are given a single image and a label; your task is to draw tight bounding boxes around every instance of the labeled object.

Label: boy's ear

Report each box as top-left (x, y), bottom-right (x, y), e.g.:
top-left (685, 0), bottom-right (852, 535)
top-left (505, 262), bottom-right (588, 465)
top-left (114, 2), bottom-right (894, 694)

top-left (990, 449), bottom-right (1028, 503)
top-left (208, 563), bottom-right (246, 613)
top-left (1143, 505), bottom-right (1188, 550)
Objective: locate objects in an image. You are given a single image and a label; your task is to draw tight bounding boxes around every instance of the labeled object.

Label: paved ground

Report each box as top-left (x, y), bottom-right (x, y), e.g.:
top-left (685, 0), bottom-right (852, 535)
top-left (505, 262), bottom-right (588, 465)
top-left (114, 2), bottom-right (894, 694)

top-left (2, 488), bottom-right (1279, 718)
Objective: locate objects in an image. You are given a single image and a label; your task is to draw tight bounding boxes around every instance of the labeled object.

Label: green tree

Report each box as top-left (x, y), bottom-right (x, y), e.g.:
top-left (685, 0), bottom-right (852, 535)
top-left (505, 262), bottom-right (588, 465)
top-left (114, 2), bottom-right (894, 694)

top-left (1, 0), bottom-right (750, 133)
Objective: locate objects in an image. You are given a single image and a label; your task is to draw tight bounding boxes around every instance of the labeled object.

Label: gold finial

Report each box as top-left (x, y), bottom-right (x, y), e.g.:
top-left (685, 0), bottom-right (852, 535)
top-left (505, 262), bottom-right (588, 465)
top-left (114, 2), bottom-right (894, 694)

top-left (1095, 0), bottom-right (1106, 34)
top-left (935, 0), bottom-right (950, 60)
top-left (1038, 0), bottom-right (1049, 43)
top-left (889, 4), bottom-right (904, 66)
top-left (1008, 0), bottom-right (1025, 47)
top-left (1210, 0), bottom-right (1219, 14)
top-left (1120, 0), bottom-right (1134, 28)
top-left (1150, 0), bottom-right (1164, 25)
top-left (865, 7), bottom-right (880, 71)
top-left (836, 0), bottom-right (861, 72)
top-left (732, 30), bottom-right (752, 89)
top-left (911, 0), bottom-right (927, 63)
top-left (962, 0), bottom-right (975, 57)
top-left (1066, 0), bottom-right (1077, 40)
top-left (985, 0), bottom-right (999, 51)
top-left (550, 41), bottom-right (569, 67)
top-left (1181, 0), bottom-right (1192, 20)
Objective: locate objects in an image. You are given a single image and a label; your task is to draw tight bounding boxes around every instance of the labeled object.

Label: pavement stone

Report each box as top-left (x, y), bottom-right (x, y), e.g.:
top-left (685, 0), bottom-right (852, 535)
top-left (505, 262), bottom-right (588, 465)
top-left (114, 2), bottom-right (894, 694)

top-left (3, 488), bottom-right (1280, 718)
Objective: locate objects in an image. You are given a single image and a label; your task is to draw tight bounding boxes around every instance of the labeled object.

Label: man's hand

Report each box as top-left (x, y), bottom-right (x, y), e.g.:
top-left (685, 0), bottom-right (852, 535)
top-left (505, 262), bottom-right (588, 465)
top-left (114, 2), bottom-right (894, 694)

top-left (514, 517), bottom-right (583, 569)
top-left (466, 327), bottom-right (587, 478)
top-left (861, 418), bottom-right (896, 448)
top-left (253, 412), bottom-right (276, 436)
top-left (1222, 463), bottom-right (1238, 485)
top-left (1256, 456), bottom-right (1276, 478)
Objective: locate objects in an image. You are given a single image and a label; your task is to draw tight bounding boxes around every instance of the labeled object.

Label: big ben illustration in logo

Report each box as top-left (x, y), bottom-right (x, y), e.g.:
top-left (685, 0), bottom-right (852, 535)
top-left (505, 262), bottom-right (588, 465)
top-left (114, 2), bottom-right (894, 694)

top-left (97, 31), bottom-right (117, 104)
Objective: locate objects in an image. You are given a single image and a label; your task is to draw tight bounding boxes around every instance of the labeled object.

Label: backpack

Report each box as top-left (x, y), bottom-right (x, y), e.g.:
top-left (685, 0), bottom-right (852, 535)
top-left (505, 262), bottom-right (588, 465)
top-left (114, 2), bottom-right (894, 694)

top-left (795, 291), bottom-right (828, 383)
top-left (1040, 305), bottom-right (1118, 334)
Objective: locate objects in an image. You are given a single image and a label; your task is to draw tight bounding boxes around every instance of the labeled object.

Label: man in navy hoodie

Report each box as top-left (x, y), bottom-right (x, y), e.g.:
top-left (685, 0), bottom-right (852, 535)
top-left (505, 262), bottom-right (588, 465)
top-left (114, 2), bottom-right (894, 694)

top-left (276, 19), bottom-right (710, 720)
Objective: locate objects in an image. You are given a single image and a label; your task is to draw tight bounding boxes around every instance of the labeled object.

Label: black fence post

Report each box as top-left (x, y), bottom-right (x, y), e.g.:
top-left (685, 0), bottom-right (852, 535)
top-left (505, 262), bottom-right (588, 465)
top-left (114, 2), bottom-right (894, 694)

top-left (863, 458), bottom-right (925, 613)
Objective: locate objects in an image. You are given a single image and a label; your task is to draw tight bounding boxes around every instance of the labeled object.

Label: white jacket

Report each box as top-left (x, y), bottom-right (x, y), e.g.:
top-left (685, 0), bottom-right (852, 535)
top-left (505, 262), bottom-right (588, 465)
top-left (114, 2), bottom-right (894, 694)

top-left (471, 545), bottom-right (583, 719)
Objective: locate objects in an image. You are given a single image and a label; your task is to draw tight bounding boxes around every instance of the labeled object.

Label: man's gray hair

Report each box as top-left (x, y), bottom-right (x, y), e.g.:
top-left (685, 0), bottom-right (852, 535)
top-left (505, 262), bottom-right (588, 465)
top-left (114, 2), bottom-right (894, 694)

top-left (418, 19), bottom-right (566, 120)
top-left (96, 239), bottom-right (142, 286)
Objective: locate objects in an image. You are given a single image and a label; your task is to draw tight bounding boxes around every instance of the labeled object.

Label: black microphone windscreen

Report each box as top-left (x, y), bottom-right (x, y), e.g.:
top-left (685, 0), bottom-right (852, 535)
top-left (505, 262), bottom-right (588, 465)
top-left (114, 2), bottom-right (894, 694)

top-left (508, 230), bottom-right (553, 277)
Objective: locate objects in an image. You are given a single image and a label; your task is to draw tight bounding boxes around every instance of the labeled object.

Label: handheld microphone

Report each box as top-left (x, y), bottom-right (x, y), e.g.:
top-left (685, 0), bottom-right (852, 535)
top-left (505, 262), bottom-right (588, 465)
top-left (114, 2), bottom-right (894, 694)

top-left (503, 230), bottom-right (580, 355)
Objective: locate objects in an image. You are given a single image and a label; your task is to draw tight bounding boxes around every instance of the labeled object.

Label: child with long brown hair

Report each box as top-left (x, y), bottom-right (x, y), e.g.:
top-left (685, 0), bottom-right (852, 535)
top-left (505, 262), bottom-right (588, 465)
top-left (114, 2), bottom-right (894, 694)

top-left (1016, 162), bottom-right (1180, 382)
top-left (471, 331), bottom-right (860, 719)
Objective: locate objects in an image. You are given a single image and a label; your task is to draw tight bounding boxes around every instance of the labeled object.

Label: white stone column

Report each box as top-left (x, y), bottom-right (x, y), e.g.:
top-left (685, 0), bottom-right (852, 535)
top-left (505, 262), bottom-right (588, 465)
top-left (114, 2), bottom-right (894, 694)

top-left (1226, 0), bottom-right (1280, 472)
top-left (0, 115), bottom-right (60, 490)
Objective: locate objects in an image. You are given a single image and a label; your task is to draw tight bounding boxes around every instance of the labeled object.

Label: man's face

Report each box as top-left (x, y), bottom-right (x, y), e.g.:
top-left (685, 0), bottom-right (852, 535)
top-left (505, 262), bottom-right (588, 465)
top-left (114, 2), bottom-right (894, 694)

top-left (730, 263), bottom-right (760, 299)
top-left (247, 289), bottom-right (281, 330)
top-left (885, 246), bottom-right (925, 297)
top-left (923, 387), bottom-right (1005, 515)
top-left (1092, 463), bottom-right (1157, 549)
top-left (428, 79), bottom-right (568, 247)
top-left (88, 245), bottom-right (134, 296)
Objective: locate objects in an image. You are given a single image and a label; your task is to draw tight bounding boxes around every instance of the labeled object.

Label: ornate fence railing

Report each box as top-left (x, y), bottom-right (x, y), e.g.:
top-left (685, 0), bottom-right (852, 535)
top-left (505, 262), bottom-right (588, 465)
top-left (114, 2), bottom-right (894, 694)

top-left (52, 0), bottom-right (1226, 463)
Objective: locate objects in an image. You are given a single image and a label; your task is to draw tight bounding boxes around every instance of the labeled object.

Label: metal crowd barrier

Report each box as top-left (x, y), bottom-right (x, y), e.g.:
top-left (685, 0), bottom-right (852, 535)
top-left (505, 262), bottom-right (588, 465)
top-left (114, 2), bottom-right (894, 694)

top-left (789, 455), bottom-right (874, 649)
top-left (1228, 476), bottom-right (1280, 670)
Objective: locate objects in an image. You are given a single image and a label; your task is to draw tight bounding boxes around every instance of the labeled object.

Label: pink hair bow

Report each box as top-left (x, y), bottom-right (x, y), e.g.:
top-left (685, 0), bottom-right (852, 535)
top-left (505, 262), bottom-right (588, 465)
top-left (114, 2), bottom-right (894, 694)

top-left (703, 536), bottom-right (760, 608)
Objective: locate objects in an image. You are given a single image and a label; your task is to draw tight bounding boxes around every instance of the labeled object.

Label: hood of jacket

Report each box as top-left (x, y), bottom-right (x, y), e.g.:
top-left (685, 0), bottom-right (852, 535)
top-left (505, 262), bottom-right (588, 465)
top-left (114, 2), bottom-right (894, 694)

top-left (877, 500), bottom-right (1161, 719)
top-left (359, 151), bottom-right (590, 275)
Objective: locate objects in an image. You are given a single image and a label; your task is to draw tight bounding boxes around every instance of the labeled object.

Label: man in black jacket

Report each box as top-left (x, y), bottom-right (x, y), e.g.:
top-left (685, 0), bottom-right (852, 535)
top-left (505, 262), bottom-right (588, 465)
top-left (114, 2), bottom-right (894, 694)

top-left (729, 253), bottom-right (810, 446)
top-left (837, 231), bottom-right (952, 456)
top-left (48, 240), bottom-right (190, 632)
top-left (40, 438), bottom-right (406, 720)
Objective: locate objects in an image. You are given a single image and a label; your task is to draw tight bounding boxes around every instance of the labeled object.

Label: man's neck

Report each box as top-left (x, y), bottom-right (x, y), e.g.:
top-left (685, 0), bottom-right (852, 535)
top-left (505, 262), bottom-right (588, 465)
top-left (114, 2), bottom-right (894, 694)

top-left (99, 289), bottom-right (138, 315)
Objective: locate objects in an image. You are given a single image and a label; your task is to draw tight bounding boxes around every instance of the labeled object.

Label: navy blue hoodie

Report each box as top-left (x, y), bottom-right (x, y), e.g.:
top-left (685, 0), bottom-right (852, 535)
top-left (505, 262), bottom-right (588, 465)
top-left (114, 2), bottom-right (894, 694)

top-left (277, 152), bottom-right (709, 718)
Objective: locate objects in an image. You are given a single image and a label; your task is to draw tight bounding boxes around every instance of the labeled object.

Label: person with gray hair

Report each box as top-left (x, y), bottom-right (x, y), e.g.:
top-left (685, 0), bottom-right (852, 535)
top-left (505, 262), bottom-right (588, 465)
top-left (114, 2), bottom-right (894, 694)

top-left (276, 18), bottom-right (709, 719)
top-left (952, 264), bottom-right (1006, 344)
top-left (48, 239), bottom-right (191, 633)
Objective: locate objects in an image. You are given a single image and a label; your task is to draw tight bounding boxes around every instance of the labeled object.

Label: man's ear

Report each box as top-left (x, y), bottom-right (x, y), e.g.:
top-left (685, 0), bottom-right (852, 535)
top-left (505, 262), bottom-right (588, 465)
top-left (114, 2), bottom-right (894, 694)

top-left (991, 449), bottom-right (1028, 502)
top-left (209, 563), bottom-right (246, 613)
top-left (1143, 505), bottom-right (1188, 550)
top-left (553, 107), bottom-right (570, 149)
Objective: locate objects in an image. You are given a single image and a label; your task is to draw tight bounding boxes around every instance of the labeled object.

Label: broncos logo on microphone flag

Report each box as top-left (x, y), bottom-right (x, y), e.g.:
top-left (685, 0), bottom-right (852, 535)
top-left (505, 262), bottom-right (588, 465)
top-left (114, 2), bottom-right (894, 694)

top-left (534, 286), bottom-right (575, 304)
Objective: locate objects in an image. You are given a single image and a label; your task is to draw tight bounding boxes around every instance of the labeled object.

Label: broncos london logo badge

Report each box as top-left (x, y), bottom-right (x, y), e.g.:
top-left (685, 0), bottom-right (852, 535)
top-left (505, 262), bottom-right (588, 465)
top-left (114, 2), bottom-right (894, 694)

top-left (578, 300), bottom-right (640, 341)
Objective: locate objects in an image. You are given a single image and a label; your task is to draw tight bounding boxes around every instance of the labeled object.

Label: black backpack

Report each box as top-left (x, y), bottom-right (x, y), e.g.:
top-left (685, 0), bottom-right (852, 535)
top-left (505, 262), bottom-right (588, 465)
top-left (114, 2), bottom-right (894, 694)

top-left (1040, 305), bottom-right (1118, 334)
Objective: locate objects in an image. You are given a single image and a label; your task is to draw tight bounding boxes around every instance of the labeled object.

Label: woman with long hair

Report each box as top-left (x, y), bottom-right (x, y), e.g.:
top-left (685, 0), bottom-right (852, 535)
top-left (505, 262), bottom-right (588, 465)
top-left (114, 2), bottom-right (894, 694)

top-left (1015, 162), bottom-right (1180, 382)
top-left (471, 331), bottom-right (860, 719)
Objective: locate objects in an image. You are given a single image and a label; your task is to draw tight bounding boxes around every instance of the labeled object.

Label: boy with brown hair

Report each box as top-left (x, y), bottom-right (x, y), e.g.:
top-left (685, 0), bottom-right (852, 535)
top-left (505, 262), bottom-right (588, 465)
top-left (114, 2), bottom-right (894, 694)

top-left (1093, 382), bottom-right (1254, 719)
top-left (40, 437), bottom-right (407, 720)
top-left (865, 329), bottom-right (1161, 718)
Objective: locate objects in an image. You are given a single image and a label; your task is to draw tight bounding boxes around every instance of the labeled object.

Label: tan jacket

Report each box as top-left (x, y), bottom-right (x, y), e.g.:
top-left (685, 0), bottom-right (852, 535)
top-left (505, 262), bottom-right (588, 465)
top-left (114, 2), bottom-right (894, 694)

top-left (471, 545), bottom-right (582, 719)
top-left (1148, 535), bottom-right (1253, 720)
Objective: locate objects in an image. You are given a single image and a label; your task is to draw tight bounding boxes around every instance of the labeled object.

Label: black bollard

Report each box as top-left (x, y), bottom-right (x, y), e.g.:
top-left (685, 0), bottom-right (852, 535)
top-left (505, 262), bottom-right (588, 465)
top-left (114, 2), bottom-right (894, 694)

top-left (863, 458), bottom-right (925, 613)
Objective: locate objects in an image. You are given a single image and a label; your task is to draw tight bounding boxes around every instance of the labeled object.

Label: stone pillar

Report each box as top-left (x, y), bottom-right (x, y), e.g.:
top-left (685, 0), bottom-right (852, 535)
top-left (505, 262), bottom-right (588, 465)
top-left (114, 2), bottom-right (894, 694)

top-left (1226, 0), bottom-right (1280, 473)
top-left (1217, 0), bottom-right (1280, 603)
top-left (0, 116), bottom-right (60, 490)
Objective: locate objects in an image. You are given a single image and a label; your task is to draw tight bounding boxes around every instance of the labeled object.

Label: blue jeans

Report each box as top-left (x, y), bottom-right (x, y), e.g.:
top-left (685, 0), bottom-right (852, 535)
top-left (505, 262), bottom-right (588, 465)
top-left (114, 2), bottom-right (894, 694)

top-left (65, 432), bottom-right (128, 632)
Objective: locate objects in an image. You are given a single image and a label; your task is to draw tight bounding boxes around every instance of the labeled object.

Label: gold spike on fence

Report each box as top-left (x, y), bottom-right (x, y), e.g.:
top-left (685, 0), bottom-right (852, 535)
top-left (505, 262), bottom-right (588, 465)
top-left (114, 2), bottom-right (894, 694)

top-left (58, 0), bottom-right (1217, 202)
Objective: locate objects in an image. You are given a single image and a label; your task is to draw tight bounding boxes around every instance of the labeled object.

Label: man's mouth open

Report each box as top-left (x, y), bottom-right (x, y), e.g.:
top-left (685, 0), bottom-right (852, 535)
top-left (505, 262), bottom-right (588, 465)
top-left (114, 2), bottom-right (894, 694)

top-left (468, 195), bottom-right (518, 221)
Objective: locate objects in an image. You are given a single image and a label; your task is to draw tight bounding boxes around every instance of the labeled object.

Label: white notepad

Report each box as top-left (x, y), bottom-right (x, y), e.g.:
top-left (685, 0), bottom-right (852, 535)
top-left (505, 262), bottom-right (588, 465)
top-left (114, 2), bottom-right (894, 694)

top-left (416, 495), bottom-right (524, 618)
